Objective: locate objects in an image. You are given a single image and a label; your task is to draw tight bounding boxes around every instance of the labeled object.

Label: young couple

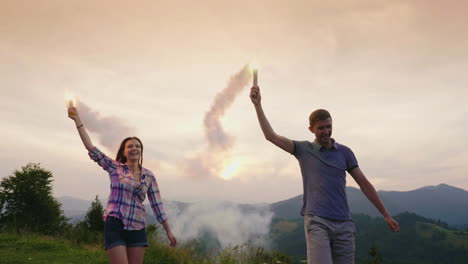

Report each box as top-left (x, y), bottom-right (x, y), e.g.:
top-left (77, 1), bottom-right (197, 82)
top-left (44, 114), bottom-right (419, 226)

top-left (68, 85), bottom-right (398, 264)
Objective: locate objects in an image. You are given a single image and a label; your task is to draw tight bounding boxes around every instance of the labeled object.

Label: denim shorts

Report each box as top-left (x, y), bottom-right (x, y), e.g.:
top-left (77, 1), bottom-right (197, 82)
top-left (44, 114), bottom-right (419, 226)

top-left (104, 216), bottom-right (149, 250)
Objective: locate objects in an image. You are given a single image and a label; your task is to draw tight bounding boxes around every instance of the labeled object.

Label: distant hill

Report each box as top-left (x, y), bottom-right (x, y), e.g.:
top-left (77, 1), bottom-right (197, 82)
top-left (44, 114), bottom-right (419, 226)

top-left (270, 184), bottom-right (468, 226)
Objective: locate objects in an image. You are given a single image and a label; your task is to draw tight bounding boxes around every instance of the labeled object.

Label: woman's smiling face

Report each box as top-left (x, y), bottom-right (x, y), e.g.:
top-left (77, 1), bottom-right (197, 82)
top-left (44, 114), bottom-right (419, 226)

top-left (124, 139), bottom-right (142, 162)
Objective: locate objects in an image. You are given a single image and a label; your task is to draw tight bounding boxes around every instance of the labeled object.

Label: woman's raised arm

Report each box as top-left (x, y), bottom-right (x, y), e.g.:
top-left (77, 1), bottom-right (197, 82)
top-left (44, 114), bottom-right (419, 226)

top-left (68, 106), bottom-right (94, 151)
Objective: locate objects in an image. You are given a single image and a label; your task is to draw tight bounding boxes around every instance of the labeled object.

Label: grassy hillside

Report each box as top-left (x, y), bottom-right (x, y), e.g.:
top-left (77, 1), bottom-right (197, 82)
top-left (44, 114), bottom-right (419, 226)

top-left (0, 232), bottom-right (292, 264)
top-left (0, 233), bottom-right (107, 264)
top-left (416, 222), bottom-right (468, 249)
top-left (3, 212), bottom-right (467, 264)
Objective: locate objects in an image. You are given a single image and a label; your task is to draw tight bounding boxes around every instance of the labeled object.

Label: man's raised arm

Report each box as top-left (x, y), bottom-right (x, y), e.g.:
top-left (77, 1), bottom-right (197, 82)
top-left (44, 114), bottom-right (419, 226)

top-left (250, 86), bottom-right (294, 154)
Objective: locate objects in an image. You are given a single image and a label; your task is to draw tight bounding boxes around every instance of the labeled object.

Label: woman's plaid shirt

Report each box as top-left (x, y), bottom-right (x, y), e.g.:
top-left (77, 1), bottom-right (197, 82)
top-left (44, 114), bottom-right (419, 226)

top-left (89, 147), bottom-right (168, 230)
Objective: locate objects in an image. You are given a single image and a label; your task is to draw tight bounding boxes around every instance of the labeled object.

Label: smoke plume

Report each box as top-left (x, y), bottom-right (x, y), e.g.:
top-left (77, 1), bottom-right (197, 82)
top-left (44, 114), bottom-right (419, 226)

top-left (182, 64), bottom-right (251, 178)
top-left (204, 65), bottom-right (251, 151)
top-left (77, 101), bottom-right (137, 152)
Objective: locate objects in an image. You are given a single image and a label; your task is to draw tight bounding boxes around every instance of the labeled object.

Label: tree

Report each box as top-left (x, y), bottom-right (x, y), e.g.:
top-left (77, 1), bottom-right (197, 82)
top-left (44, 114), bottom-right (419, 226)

top-left (66, 196), bottom-right (104, 245)
top-left (84, 195), bottom-right (104, 232)
top-left (367, 245), bottom-right (383, 264)
top-left (0, 163), bottom-right (67, 234)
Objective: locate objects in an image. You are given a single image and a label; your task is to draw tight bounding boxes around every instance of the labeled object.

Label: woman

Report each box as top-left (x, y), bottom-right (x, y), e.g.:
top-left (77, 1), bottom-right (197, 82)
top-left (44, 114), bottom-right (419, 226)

top-left (68, 105), bottom-right (177, 264)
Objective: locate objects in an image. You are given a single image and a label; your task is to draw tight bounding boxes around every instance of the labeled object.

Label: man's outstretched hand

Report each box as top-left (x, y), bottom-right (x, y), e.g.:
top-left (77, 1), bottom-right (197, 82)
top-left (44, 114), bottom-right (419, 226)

top-left (385, 216), bottom-right (400, 232)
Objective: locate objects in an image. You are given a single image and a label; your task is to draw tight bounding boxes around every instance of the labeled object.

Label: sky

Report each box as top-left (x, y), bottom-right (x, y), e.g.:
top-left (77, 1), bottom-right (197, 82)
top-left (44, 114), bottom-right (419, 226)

top-left (1, 0), bottom-right (467, 204)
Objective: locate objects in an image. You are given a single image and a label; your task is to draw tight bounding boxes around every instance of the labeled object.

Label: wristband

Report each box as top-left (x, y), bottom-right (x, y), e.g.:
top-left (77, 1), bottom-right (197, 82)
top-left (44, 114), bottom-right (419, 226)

top-left (76, 124), bottom-right (84, 129)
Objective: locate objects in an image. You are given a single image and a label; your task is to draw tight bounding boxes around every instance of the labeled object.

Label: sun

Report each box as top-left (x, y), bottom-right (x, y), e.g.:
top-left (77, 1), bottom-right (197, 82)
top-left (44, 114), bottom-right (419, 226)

top-left (220, 158), bottom-right (242, 180)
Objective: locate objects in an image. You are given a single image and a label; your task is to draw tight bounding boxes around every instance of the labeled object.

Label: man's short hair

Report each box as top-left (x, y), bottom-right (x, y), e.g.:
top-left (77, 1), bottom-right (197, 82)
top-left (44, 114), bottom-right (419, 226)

top-left (309, 109), bottom-right (332, 127)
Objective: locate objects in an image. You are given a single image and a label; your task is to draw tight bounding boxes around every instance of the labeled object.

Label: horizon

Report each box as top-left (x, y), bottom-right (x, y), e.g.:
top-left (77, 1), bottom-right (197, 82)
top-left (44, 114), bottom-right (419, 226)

top-left (56, 182), bottom-right (468, 205)
top-left (1, 0), bottom-right (467, 204)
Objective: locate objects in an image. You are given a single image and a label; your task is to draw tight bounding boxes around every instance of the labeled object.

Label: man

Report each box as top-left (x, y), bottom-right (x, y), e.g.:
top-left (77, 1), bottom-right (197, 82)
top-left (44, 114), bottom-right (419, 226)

top-left (250, 85), bottom-right (399, 264)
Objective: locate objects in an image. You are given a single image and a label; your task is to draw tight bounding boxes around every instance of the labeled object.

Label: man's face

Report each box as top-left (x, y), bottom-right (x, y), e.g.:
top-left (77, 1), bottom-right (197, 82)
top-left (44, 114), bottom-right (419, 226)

top-left (309, 118), bottom-right (333, 146)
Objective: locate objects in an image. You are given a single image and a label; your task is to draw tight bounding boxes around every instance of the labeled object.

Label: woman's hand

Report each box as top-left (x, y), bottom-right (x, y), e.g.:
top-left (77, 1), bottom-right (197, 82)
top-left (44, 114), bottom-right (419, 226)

top-left (68, 106), bottom-right (81, 122)
top-left (166, 230), bottom-right (177, 247)
top-left (67, 106), bottom-right (93, 150)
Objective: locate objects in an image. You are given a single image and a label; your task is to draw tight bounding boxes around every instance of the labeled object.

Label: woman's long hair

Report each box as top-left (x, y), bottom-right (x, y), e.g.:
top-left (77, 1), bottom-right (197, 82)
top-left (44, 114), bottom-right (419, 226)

top-left (115, 137), bottom-right (143, 168)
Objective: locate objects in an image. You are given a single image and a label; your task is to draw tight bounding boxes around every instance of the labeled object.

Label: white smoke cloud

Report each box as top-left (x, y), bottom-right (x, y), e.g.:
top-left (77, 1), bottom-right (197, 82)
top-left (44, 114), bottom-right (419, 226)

top-left (77, 101), bottom-right (137, 152)
top-left (166, 201), bottom-right (273, 249)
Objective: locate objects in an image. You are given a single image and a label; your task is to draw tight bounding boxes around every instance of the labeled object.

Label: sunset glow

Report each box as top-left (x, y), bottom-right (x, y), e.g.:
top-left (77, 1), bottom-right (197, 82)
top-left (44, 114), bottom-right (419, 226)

top-left (220, 158), bottom-right (242, 181)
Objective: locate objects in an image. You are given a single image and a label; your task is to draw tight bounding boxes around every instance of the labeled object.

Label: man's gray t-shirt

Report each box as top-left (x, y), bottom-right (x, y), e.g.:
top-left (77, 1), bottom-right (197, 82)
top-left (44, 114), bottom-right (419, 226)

top-left (293, 140), bottom-right (358, 221)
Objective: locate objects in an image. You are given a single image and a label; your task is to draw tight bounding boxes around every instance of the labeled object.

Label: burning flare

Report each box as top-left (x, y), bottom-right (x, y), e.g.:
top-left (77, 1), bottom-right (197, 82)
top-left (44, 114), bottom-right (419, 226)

top-left (65, 93), bottom-right (76, 108)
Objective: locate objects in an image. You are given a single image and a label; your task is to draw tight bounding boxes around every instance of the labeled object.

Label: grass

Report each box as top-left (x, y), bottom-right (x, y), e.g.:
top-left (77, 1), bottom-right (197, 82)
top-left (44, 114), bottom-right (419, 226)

top-left (0, 232), bottom-right (107, 264)
top-left (0, 232), bottom-right (292, 264)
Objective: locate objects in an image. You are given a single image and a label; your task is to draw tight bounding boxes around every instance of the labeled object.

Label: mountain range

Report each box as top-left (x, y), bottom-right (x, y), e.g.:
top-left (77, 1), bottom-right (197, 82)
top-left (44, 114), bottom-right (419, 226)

top-left (58, 183), bottom-right (468, 227)
top-left (271, 183), bottom-right (468, 226)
